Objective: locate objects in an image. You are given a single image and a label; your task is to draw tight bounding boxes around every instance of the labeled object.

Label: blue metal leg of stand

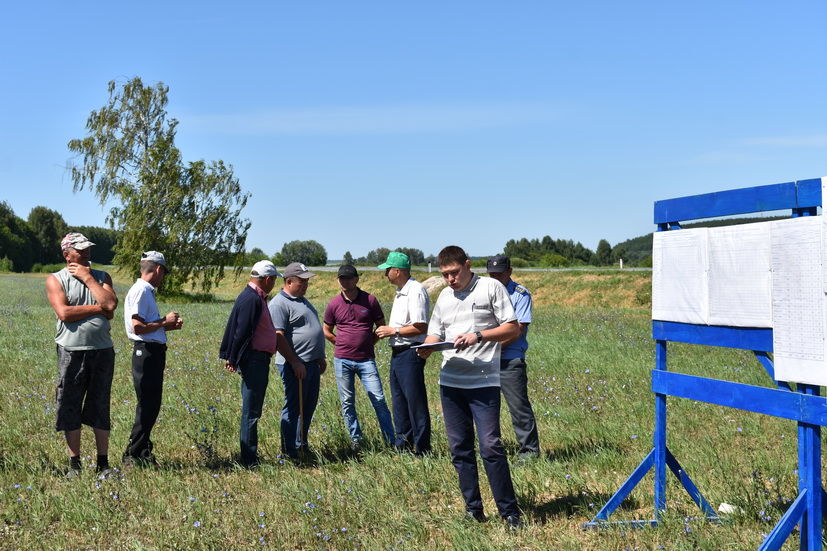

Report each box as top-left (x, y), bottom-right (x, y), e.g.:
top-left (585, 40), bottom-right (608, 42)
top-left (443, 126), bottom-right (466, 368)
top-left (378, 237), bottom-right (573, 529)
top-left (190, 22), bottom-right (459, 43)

top-left (753, 351), bottom-right (792, 391)
top-left (757, 384), bottom-right (822, 551)
top-left (654, 340), bottom-right (667, 519)
top-left (584, 449), bottom-right (655, 527)
top-left (665, 448), bottom-right (719, 521)
top-left (798, 384), bottom-right (822, 551)
top-left (757, 490), bottom-right (808, 551)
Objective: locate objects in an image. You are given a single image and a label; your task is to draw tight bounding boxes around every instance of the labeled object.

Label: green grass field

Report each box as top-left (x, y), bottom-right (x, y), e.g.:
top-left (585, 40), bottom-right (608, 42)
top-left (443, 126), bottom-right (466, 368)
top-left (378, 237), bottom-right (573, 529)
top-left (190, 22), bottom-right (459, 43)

top-left (0, 271), bottom-right (811, 550)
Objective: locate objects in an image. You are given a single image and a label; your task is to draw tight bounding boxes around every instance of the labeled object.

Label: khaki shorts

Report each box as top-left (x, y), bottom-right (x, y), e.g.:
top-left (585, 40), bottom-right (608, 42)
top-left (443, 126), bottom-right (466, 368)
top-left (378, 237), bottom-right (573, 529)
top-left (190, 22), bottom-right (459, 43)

top-left (55, 345), bottom-right (115, 431)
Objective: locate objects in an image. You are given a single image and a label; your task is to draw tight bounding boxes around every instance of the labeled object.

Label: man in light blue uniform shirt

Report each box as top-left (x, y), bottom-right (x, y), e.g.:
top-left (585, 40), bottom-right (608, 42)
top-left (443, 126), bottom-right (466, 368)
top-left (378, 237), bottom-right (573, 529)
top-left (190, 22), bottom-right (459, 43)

top-left (487, 255), bottom-right (540, 460)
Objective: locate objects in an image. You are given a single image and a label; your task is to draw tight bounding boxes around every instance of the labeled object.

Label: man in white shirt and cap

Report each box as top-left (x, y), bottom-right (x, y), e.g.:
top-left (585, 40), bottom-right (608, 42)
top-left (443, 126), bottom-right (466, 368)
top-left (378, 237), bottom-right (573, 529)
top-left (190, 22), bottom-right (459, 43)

top-left (374, 251), bottom-right (432, 456)
top-left (122, 251), bottom-right (183, 467)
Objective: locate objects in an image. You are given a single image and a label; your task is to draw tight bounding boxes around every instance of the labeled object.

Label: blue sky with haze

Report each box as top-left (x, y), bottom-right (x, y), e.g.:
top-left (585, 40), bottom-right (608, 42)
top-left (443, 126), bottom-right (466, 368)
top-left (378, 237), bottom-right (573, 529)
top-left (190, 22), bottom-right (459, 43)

top-left (2, 1), bottom-right (825, 259)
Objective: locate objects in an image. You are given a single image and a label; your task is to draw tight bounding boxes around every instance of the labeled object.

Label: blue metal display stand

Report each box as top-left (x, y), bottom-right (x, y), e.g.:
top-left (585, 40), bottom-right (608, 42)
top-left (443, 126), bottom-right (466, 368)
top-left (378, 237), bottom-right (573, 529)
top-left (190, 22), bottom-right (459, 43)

top-left (584, 178), bottom-right (825, 550)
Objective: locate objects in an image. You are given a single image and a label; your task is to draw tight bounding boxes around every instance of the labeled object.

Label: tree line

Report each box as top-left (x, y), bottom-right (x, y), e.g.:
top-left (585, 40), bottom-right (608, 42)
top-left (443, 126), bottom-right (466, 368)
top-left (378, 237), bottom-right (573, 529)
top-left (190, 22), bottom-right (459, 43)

top-left (503, 236), bottom-right (628, 267)
top-left (0, 202), bottom-right (117, 272)
top-left (1, 77), bottom-right (650, 289)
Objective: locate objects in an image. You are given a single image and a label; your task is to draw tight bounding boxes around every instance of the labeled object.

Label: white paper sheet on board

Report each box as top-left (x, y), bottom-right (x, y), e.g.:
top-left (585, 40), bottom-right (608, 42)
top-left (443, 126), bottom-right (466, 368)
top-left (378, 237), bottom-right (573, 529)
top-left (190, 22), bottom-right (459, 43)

top-left (652, 228), bottom-right (708, 325)
top-left (771, 216), bottom-right (826, 385)
top-left (707, 222), bottom-right (773, 327)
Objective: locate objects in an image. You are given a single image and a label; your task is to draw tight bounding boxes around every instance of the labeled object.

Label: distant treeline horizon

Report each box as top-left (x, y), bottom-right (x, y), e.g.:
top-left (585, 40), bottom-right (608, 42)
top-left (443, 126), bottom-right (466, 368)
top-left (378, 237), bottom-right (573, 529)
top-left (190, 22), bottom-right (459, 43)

top-left (0, 200), bottom-right (787, 273)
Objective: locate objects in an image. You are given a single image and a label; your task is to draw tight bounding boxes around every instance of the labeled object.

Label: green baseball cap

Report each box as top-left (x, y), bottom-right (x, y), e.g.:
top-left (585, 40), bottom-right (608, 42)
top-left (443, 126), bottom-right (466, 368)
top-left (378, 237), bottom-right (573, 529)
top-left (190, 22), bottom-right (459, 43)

top-left (378, 251), bottom-right (411, 270)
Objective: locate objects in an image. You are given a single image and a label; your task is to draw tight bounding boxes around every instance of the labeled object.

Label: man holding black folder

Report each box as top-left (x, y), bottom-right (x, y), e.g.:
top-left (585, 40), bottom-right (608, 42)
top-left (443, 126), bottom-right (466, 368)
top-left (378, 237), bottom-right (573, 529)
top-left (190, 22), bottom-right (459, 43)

top-left (417, 245), bottom-right (523, 529)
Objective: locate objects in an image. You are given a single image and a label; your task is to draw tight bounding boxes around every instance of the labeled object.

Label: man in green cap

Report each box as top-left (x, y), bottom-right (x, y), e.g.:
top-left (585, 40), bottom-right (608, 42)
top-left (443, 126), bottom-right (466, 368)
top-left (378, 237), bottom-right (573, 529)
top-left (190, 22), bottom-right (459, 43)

top-left (375, 251), bottom-right (432, 455)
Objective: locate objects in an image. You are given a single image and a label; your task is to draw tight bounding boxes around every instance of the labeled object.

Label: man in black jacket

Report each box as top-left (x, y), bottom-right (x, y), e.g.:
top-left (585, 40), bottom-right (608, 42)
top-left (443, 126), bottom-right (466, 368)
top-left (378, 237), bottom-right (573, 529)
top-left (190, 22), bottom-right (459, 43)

top-left (219, 260), bottom-right (281, 466)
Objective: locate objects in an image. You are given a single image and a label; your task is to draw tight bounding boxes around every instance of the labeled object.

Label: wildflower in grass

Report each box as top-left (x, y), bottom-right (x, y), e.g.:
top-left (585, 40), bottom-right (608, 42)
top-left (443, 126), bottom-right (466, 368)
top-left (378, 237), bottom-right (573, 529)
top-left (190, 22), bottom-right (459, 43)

top-left (13, 484), bottom-right (20, 489)
top-left (341, 527), bottom-right (348, 532)
top-left (259, 511), bottom-right (265, 517)
top-left (189, 496), bottom-right (196, 502)
top-left (736, 427), bottom-right (743, 432)
top-left (630, 434), bottom-right (638, 439)
top-left (259, 523), bottom-right (265, 529)
top-left (259, 537), bottom-right (266, 545)
top-left (193, 521), bottom-right (201, 528)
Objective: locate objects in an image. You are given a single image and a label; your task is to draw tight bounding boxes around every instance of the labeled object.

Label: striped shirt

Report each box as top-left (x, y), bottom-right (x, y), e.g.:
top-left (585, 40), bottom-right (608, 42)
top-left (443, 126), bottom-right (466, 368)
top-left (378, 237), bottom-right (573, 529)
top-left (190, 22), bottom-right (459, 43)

top-left (427, 275), bottom-right (516, 389)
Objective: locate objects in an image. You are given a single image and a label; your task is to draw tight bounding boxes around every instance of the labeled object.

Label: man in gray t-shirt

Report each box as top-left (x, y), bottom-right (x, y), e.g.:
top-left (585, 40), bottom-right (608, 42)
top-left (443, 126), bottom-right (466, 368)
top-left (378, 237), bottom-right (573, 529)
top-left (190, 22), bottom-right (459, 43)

top-left (267, 262), bottom-right (327, 459)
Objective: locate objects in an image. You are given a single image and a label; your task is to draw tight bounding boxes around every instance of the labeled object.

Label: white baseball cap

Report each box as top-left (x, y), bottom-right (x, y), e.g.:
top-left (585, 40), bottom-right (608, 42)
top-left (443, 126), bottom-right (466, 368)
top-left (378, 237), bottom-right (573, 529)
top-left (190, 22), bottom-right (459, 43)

top-left (251, 260), bottom-right (281, 277)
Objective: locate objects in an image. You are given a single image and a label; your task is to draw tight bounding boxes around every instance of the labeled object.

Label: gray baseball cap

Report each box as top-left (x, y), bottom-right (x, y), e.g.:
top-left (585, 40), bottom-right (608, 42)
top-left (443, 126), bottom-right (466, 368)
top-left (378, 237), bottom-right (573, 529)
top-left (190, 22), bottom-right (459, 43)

top-left (282, 262), bottom-right (316, 279)
top-left (141, 251), bottom-right (167, 266)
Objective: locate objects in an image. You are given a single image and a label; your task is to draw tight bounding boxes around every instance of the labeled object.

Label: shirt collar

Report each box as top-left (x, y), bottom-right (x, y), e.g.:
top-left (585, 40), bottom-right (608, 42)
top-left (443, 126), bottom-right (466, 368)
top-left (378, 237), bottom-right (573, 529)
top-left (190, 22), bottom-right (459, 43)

top-left (396, 277), bottom-right (415, 296)
top-left (341, 288), bottom-right (362, 304)
top-left (136, 278), bottom-right (156, 293)
top-left (280, 289), bottom-right (301, 300)
top-left (247, 282), bottom-right (268, 300)
top-left (454, 274), bottom-right (479, 295)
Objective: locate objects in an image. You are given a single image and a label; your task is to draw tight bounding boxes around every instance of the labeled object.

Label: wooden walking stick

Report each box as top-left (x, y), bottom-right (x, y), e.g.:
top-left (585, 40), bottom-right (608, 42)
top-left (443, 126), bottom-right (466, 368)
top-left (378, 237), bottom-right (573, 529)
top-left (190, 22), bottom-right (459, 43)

top-left (297, 377), bottom-right (304, 455)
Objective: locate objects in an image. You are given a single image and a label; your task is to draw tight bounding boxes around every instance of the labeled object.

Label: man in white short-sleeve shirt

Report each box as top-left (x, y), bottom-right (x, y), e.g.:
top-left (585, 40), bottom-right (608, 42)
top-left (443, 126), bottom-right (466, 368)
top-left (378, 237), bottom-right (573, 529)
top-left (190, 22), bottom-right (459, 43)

top-left (417, 245), bottom-right (523, 529)
top-left (122, 251), bottom-right (183, 466)
top-left (375, 251), bottom-right (432, 455)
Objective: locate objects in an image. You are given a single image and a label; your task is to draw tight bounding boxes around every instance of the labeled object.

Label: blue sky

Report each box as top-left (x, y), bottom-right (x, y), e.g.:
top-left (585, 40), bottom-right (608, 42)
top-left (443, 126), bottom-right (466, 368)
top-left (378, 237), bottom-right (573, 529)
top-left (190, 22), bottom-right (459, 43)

top-left (2, 1), bottom-right (825, 260)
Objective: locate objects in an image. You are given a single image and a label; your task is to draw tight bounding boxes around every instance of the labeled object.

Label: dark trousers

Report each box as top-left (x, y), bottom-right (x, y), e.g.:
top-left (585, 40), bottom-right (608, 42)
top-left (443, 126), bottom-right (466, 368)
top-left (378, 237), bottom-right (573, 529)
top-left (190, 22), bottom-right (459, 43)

top-left (389, 347), bottom-right (431, 454)
top-left (239, 350), bottom-right (272, 466)
top-left (440, 385), bottom-right (519, 518)
top-left (278, 360), bottom-right (321, 458)
top-left (124, 341), bottom-right (167, 460)
top-left (500, 358), bottom-right (540, 455)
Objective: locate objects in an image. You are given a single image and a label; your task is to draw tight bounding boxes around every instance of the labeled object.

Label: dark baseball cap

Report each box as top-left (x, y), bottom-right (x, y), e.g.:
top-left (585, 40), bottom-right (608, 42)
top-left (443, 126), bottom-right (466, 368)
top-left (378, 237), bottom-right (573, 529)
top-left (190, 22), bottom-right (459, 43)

top-left (337, 264), bottom-right (358, 278)
top-left (486, 255), bottom-right (511, 273)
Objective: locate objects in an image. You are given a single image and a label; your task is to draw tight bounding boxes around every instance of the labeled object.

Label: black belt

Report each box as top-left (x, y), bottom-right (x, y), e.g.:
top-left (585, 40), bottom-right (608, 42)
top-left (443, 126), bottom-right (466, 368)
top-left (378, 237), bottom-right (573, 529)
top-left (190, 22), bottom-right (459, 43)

top-left (391, 344), bottom-right (413, 352)
top-left (135, 341), bottom-right (167, 350)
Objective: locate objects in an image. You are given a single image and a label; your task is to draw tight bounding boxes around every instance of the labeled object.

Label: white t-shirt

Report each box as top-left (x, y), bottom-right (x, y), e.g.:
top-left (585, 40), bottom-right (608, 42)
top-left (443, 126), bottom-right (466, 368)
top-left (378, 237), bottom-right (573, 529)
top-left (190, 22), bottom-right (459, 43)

top-left (427, 274), bottom-right (516, 388)
top-left (124, 278), bottom-right (167, 343)
top-left (388, 277), bottom-right (429, 346)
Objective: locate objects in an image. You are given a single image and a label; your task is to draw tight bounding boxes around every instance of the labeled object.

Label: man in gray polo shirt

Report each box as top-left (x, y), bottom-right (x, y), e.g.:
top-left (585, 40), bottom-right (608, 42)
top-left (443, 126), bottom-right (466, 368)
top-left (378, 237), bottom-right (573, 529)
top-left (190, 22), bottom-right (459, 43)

top-left (46, 232), bottom-right (118, 476)
top-left (418, 245), bottom-right (523, 528)
top-left (268, 262), bottom-right (327, 459)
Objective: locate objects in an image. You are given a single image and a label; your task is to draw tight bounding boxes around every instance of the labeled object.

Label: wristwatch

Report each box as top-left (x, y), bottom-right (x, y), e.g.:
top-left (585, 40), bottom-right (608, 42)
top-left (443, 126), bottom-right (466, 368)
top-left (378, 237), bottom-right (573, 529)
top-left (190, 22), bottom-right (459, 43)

top-left (475, 331), bottom-right (483, 343)
top-left (395, 328), bottom-right (400, 338)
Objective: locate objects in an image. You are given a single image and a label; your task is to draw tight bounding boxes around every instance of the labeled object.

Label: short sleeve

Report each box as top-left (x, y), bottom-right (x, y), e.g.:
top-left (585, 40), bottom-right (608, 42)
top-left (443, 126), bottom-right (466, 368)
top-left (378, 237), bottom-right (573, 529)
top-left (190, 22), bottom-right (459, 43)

top-left (427, 296), bottom-right (445, 339)
top-left (268, 297), bottom-right (288, 331)
top-left (369, 295), bottom-right (384, 323)
top-left (513, 290), bottom-right (532, 324)
top-left (323, 301), bottom-right (335, 327)
top-left (135, 287), bottom-right (157, 322)
top-left (408, 287), bottom-right (429, 325)
top-left (491, 282), bottom-right (517, 325)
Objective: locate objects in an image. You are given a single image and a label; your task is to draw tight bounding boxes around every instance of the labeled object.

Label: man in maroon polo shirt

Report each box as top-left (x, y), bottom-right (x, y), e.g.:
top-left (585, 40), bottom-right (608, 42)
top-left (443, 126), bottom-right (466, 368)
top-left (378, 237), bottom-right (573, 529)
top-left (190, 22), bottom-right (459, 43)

top-left (323, 264), bottom-right (395, 448)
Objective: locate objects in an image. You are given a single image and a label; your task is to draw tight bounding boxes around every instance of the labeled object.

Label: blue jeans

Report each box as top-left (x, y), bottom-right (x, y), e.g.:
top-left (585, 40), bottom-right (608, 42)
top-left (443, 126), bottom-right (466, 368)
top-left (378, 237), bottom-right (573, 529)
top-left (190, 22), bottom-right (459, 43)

top-left (334, 357), bottom-right (394, 444)
top-left (239, 350), bottom-right (272, 466)
top-left (389, 347), bottom-right (431, 454)
top-left (440, 384), bottom-right (519, 518)
top-left (277, 360), bottom-right (321, 458)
